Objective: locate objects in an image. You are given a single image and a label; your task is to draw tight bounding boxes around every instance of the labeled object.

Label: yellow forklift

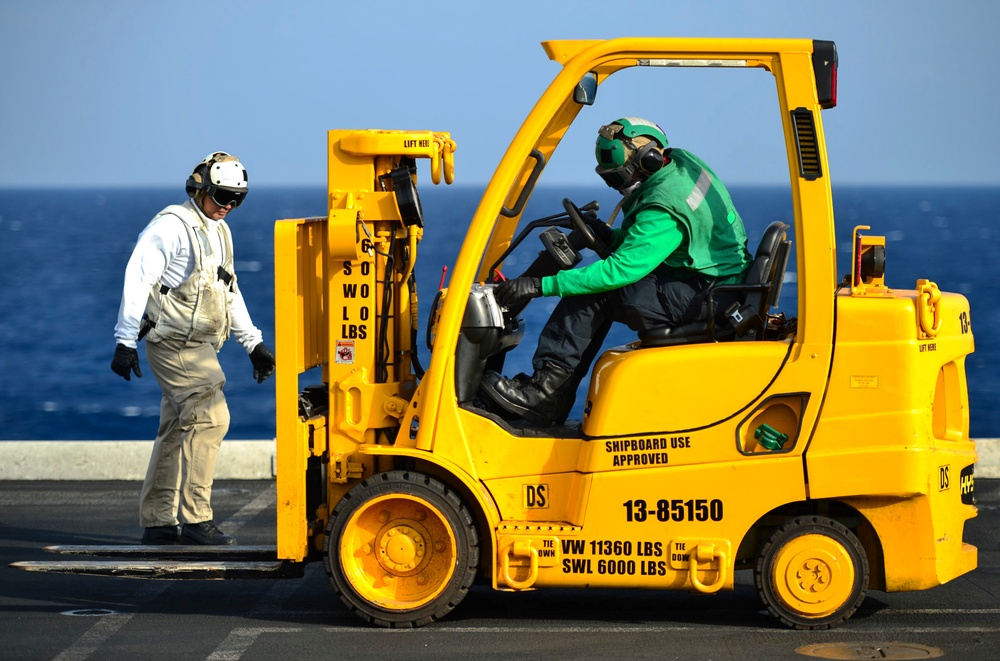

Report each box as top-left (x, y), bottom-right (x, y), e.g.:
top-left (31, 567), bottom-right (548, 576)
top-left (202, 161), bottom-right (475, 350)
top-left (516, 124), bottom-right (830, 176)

top-left (17, 37), bottom-right (978, 630)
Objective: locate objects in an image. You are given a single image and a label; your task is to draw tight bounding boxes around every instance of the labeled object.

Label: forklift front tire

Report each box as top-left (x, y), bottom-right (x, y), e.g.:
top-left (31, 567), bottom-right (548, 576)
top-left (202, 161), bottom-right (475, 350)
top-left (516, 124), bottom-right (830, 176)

top-left (324, 471), bottom-right (480, 628)
top-left (754, 515), bottom-right (869, 630)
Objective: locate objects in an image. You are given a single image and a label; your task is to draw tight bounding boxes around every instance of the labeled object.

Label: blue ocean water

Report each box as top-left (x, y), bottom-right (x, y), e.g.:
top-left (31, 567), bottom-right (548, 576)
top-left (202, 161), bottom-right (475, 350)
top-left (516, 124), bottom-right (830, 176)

top-left (0, 185), bottom-right (996, 440)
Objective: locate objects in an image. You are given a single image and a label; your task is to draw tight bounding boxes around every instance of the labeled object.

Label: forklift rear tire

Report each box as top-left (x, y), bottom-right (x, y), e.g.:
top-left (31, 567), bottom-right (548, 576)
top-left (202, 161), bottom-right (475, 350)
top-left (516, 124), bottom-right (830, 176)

top-left (324, 470), bottom-right (479, 627)
top-left (754, 515), bottom-right (869, 630)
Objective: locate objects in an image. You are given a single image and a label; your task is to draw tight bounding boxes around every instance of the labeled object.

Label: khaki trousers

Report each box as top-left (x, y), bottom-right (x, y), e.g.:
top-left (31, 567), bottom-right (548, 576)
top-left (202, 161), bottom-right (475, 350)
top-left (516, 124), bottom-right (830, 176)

top-left (140, 337), bottom-right (230, 527)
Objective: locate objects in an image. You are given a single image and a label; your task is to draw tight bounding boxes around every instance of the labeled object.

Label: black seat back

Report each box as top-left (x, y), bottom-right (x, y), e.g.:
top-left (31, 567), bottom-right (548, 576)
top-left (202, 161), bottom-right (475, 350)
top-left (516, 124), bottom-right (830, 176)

top-left (638, 220), bottom-right (791, 347)
top-left (743, 221), bottom-right (791, 314)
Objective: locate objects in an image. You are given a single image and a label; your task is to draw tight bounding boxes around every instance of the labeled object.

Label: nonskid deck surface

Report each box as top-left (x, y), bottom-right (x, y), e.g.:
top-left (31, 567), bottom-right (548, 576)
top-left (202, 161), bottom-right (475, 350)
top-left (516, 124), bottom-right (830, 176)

top-left (3, 479), bottom-right (999, 660)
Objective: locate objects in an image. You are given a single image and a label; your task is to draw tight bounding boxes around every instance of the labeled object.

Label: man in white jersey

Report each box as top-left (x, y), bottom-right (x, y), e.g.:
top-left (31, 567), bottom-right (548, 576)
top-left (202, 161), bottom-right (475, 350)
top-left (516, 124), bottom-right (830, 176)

top-left (111, 152), bottom-right (275, 546)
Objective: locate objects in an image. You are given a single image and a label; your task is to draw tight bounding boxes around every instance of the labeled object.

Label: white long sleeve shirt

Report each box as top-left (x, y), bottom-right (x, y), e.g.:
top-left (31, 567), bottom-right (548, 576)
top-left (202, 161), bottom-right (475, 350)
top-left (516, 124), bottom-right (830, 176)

top-left (114, 199), bottom-right (263, 352)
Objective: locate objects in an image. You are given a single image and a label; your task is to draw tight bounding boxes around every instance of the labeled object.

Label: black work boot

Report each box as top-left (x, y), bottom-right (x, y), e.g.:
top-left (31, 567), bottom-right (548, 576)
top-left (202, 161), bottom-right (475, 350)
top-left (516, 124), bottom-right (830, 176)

top-left (480, 362), bottom-right (575, 426)
top-left (141, 525), bottom-right (180, 545)
top-left (180, 521), bottom-right (237, 546)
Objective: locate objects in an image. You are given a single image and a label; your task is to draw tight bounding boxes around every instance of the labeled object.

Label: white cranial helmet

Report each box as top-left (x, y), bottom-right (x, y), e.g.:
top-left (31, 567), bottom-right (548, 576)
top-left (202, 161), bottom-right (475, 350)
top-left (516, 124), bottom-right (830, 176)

top-left (185, 151), bottom-right (249, 205)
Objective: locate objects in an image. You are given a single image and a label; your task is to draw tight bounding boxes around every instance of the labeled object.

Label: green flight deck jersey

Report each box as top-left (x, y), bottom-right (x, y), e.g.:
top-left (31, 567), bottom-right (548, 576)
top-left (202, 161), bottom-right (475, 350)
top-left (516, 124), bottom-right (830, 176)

top-left (542, 149), bottom-right (752, 297)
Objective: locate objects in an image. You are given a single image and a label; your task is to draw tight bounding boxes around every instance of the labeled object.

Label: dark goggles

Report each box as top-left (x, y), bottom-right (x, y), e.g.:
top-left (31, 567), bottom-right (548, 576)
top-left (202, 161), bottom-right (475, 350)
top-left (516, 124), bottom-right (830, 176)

top-left (207, 185), bottom-right (247, 208)
top-left (595, 131), bottom-right (642, 190)
top-left (595, 162), bottom-right (638, 190)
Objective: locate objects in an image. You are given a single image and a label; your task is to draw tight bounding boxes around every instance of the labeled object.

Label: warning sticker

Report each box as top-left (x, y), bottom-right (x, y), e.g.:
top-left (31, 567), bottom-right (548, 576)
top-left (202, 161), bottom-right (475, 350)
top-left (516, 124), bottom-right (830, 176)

top-left (335, 340), bottom-right (356, 364)
top-left (850, 375), bottom-right (879, 389)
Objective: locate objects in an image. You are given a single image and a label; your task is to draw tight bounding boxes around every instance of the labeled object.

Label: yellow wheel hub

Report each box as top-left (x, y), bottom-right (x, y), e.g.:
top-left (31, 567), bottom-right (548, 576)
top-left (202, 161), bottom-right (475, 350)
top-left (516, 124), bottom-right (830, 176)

top-left (378, 523), bottom-right (427, 573)
top-left (770, 533), bottom-right (856, 619)
top-left (340, 494), bottom-right (457, 611)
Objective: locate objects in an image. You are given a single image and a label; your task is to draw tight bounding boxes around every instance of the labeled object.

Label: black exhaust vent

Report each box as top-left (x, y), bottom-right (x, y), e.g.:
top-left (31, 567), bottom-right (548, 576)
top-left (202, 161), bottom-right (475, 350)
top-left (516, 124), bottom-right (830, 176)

top-left (791, 107), bottom-right (822, 180)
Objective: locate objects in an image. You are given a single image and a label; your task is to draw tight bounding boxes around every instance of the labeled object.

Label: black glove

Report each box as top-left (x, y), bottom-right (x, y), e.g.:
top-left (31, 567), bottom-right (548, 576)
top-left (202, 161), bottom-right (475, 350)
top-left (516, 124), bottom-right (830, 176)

top-left (494, 276), bottom-right (542, 310)
top-left (111, 343), bottom-right (142, 381)
top-left (249, 343), bottom-right (276, 383)
top-left (587, 216), bottom-right (615, 247)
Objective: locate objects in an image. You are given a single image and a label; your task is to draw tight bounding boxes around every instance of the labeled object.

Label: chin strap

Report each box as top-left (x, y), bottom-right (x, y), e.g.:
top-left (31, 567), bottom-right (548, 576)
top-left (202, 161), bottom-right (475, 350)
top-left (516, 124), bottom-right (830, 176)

top-left (606, 195), bottom-right (627, 228)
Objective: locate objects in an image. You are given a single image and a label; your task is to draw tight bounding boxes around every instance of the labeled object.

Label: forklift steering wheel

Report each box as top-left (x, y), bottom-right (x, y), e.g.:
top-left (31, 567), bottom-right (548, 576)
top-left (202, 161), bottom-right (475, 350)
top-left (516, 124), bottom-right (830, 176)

top-left (563, 198), bottom-right (611, 259)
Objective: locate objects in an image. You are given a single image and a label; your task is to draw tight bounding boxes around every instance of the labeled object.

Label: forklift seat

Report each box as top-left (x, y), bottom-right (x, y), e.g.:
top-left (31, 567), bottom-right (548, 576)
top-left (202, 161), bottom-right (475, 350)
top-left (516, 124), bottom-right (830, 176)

top-left (638, 221), bottom-right (791, 347)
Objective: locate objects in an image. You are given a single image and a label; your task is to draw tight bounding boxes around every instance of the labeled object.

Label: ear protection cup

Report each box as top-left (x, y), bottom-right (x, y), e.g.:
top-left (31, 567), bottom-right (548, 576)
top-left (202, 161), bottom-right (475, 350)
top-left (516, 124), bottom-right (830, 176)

top-left (185, 169), bottom-right (205, 197)
top-left (633, 141), bottom-right (664, 175)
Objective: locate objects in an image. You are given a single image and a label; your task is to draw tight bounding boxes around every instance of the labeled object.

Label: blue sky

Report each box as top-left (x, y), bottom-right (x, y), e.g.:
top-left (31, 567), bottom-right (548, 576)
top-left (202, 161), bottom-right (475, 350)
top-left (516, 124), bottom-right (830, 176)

top-left (2, 0), bottom-right (997, 188)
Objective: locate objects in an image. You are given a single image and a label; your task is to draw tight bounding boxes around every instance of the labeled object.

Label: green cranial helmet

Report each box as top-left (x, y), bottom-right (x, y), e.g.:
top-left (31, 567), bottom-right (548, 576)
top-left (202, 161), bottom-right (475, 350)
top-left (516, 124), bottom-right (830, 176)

top-left (594, 117), bottom-right (669, 170)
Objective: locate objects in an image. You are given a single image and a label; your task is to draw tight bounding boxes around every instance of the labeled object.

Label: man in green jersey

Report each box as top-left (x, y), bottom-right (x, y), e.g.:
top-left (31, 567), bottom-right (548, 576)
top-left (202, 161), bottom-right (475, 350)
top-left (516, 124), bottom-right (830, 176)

top-left (480, 117), bottom-right (752, 426)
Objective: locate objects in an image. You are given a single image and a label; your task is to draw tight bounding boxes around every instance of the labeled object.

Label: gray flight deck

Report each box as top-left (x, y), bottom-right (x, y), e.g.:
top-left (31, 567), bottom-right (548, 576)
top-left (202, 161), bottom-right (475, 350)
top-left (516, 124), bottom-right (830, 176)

top-left (2, 477), bottom-right (998, 661)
